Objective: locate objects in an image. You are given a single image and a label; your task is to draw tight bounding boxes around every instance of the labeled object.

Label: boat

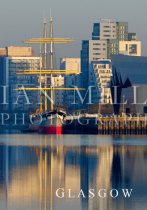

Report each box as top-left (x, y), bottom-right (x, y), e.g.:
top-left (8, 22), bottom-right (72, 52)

top-left (30, 109), bottom-right (66, 134)
top-left (18, 16), bottom-right (77, 134)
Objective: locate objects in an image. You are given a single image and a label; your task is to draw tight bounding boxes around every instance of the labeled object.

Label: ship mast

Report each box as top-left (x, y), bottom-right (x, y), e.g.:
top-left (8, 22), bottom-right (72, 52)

top-left (16, 18), bottom-right (84, 112)
top-left (43, 18), bottom-right (48, 111)
top-left (49, 16), bottom-right (54, 111)
top-left (43, 18), bottom-right (47, 70)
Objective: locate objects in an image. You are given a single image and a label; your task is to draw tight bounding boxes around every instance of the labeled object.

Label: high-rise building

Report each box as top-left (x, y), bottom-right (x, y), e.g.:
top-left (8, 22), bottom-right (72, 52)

top-left (0, 56), bottom-right (40, 112)
top-left (81, 40), bottom-right (108, 70)
top-left (80, 19), bottom-right (142, 107)
top-left (81, 40), bottom-right (107, 87)
top-left (92, 19), bottom-right (117, 40)
top-left (81, 39), bottom-right (108, 107)
top-left (92, 20), bottom-right (140, 58)
top-left (107, 22), bottom-right (128, 58)
top-left (107, 39), bottom-right (119, 59)
top-left (92, 20), bottom-right (128, 41)
top-left (116, 22), bottom-right (128, 41)
top-left (89, 59), bottom-right (112, 104)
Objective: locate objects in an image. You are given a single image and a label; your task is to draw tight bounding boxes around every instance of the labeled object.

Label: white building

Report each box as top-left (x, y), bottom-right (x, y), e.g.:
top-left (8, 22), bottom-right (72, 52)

top-left (89, 40), bottom-right (108, 61)
top-left (60, 58), bottom-right (81, 74)
top-left (0, 46), bottom-right (34, 57)
top-left (100, 19), bottom-right (116, 40)
top-left (52, 75), bottom-right (64, 87)
top-left (119, 41), bottom-right (141, 56)
top-left (92, 19), bottom-right (117, 40)
top-left (60, 58), bottom-right (81, 110)
top-left (89, 59), bottom-right (112, 104)
top-left (52, 75), bottom-right (64, 107)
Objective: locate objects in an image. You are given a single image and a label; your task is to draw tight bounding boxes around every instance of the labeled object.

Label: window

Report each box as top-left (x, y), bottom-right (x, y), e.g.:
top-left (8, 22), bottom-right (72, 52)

top-left (129, 44), bottom-right (137, 54)
top-left (104, 30), bottom-right (110, 32)
top-left (93, 48), bottom-right (101, 50)
top-left (93, 53), bottom-right (101, 55)
top-left (93, 58), bottom-right (100, 61)
top-left (93, 43), bottom-right (100, 46)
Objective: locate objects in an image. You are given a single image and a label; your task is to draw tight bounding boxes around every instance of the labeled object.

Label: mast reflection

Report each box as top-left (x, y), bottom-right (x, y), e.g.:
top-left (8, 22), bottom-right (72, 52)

top-left (0, 135), bottom-right (147, 210)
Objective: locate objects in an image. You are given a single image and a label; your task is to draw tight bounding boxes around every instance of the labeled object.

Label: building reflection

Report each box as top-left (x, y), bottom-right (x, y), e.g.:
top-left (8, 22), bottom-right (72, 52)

top-left (0, 135), bottom-right (147, 210)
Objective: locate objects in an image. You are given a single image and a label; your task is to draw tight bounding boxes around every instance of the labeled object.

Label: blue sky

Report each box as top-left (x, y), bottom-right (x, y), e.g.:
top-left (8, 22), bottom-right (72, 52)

top-left (0, 0), bottom-right (147, 60)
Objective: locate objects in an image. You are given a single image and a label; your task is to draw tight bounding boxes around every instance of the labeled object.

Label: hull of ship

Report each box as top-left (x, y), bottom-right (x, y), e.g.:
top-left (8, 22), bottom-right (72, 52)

top-left (29, 109), bottom-right (66, 135)
top-left (38, 116), bottom-right (63, 135)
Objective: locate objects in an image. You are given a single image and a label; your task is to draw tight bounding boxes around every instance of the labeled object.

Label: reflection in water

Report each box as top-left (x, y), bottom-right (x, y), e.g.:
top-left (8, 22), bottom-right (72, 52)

top-left (0, 135), bottom-right (147, 210)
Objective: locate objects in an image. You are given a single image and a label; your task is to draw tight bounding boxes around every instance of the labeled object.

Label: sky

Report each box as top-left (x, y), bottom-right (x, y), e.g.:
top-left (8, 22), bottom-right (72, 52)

top-left (0, 0), bottom-right (147, 63)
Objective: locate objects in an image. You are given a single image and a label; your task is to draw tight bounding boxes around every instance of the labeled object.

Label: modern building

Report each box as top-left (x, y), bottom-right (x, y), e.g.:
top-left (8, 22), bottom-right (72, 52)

top-left (81, 41), bottom-right (109, 107)
top-left (0, 46), bottom-right (34, 57)
top-left (89, 59), bottom-right (112, 104)
top-left (89, 59), bottom-right (112, 111)
top-left (119, 41), bottom-right (141, 56)
top-left (80, 19), bottom-right (142, 109)
top-left (81, 40), bottom-right (108, 65)
top-left (111, 55), bottom-right (147, 114)
top-left (91, 20), bottom-right (141, 58)
top-left (107, 39), bottom-right (119, 59)
top-left (92, 20), bottom-right (129, 58)
top-left (60, 58), bottom-right (81, 74)
top-left (81, 40), bottom-right (108, 90)
top-left (92, 19), bottom-right (117, 40)
top-left (60, 58), bottom-right (81, 110)
top-left (92, 20), bottom-right (128, 41)
top-left (128, 33), bottom-right (137, 41)
top-left (0, 56), bottom-right (40, 112)
top-left (52, 75), bottom-right (64, 107)
top-left (116, 22), bottom-right (128, 41)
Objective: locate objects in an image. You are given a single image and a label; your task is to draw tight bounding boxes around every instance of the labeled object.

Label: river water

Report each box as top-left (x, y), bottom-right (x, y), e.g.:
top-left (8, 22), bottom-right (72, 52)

top-left (0, 134), bottom-right (147, 210)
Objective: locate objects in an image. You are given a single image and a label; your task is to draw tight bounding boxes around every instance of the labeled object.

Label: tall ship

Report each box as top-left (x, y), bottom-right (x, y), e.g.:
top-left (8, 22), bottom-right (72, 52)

top-left (17, 16), bottom-right (80, 134)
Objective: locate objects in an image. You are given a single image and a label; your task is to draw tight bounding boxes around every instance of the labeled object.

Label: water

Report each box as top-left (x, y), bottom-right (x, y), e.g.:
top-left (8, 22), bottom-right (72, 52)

top-left (0, 134), bottom-right (147, 210)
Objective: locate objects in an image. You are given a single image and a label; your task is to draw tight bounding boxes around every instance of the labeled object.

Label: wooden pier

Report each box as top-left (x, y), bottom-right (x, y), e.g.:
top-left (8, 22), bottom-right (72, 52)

top-left (65, 116), bottom-right (147, 135)
top-left (97, 116), bottom-right (147, 135)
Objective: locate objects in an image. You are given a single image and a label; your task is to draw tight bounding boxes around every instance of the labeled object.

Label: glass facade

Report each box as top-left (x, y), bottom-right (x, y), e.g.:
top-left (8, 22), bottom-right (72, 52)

top-left (0, 57), bottom-right (40, 112)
